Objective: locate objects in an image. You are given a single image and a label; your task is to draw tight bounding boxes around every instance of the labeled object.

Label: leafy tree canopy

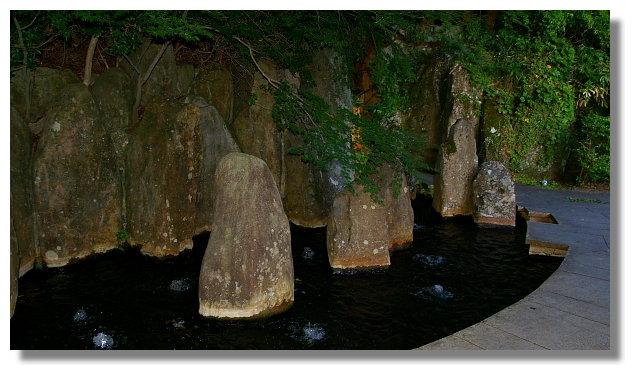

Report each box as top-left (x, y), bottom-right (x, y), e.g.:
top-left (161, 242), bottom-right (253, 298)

top-left (10, 10), bottom-right (610, 188)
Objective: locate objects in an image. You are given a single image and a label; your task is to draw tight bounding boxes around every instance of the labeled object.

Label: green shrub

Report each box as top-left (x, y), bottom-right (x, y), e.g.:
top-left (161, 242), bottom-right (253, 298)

top-left (575, 114), bottom-right (610, 183)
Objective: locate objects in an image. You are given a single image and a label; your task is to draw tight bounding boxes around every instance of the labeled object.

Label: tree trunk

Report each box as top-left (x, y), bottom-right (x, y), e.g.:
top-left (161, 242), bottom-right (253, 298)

top-left (83, 36), bottom-right (99, 86)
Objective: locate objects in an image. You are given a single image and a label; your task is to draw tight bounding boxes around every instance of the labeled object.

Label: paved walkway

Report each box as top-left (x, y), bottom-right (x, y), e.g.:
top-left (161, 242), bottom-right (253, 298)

top-left (417, 183), bottom-right (611, 350)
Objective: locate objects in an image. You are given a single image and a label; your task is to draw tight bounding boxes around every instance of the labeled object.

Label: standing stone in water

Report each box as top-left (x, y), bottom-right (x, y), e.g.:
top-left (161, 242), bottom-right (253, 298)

top-left (199, 153), bottom-right (293, 319)
top-left (472, 161), bottom-right (516, 227)
top-left (326, 164), bottom-right (413, 269)
top-left (432, 63), bottom-right (481, 218)
top-left (432, 118), bottom-right (479, 217)
top-left (327, 188), bottom-right (391, 269)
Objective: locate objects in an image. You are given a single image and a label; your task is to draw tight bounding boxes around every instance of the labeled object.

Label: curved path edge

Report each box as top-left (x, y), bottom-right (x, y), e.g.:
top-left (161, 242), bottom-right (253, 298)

top-left (416, 183), bottom-right (610, 350)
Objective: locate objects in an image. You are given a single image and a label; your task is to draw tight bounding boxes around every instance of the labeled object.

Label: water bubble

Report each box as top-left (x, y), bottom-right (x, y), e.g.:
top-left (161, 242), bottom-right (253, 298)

top-left (413, 284), bottom-right (454, 300)
top-left (92, 332), bottom-right (114, 349)
top-left (302, 246), bottom-right (315, 260)
top-left (413, 254), bottom-right (446, 266)
top-left (73, 308), bottom-right (87, 322)
top-left (303, 323), bottom-right (326, 342)
top-left (169, 278), bottom-right (191, 292)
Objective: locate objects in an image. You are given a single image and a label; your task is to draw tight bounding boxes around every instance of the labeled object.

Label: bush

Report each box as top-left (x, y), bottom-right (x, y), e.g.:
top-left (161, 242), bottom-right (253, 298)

top-left (575, 114), bottom-right (610, 183)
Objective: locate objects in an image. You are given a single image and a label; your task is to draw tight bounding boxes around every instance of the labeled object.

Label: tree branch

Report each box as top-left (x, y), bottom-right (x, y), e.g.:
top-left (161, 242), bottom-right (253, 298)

top-left (20, 14), bottom-right (39, 30)
top-left (122, 54), bottom-right (140, 74)
top-left (83, 35), bottom-right (99, 86)
top-left (132, 41), bottom-right (171, 126)
top-left (139, 41), bottom-right (170, 87)
top-left (234, 36), bottom-right (282, 90)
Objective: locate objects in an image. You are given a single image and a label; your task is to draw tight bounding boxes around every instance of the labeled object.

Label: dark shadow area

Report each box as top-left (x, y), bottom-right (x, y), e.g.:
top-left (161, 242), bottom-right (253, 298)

top-left (11, 196), bottom-right (561, 350)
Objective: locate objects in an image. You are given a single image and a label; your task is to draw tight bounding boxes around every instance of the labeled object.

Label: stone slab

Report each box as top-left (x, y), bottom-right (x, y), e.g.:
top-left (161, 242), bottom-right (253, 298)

top-left (558, 255), bottom-right (610, 281)
top-left (522, 289), bottom-right (610, 325)
top-left (482, 299), bottom-right (610, 349)
top-left (538, 270), bottom-right (610, 308)
top-left (416, 335), bottom-right (483, 350)
top-left (454, 322), bottom-right (546, 350)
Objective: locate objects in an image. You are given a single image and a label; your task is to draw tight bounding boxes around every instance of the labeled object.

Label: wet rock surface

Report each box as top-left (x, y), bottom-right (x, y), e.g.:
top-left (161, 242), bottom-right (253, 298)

top-left (198, 153), bottom-right (294, 319)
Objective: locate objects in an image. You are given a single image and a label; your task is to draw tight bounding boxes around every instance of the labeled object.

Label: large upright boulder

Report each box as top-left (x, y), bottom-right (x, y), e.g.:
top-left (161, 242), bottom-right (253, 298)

top-left (32, 84), bottom-right (121, 267)
top-left (440, 63), bottom-right (481, 139)
top-left (472, 161), bottom-right (516, 227)
top-left (383, 166), bottom-right (416, 250)
top-left (327, 188), bottom-right (392, 269)
top-left (10, 67), bottom-right (80, 123)
top-left (327, 165), bottom-right (414, 269)
top-left (10, 107), bottom-right (37, 276)
top-left (229, 59), bottom-right (289, 192)
top-left (432, 63), bottom-right (481, 217)
top-left (432, 119), bottom-right (479, 217)
top-left (121, 41), bottom-right (179, 106)
top-left (283, 49), bottom-right (353, 227)
top-left (10, 106), bottom-right (37, 316)
top-left (92, 67), bottom-right (135, 159)
top-left (404, 56), bottom-right (451, 166)
top-left (125, 97), bottom-right (240, 256)
top-left (191, 64), bottom-right (234, 124)
top-left (10, 219), bottom-right (19, 318)
top-left (199, 153), bottom-right (293, 319)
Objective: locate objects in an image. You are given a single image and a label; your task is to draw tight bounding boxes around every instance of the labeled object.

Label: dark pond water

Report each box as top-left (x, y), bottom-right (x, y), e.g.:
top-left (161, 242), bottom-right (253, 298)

top-left (11, 196), bottom-right (562, 350)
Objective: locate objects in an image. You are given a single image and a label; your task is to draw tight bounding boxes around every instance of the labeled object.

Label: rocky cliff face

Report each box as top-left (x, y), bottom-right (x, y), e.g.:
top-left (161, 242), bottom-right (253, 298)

top-left (404, 56), bottom-right (451, 167)
top-left (284, 49), bottom-right (353, 227)
top-left (125, 96), bottom-right (240, 257)
top-left (9, 42), bottom-right (494, 277)
top-left (10, 67), bottom-right (80, 123)
top-left (32, 83), bottom-right (122, 267)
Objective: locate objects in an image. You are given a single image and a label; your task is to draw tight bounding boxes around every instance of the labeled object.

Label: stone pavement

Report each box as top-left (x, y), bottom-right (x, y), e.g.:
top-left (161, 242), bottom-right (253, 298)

top-left (417, 183), bottom-right (611, 350)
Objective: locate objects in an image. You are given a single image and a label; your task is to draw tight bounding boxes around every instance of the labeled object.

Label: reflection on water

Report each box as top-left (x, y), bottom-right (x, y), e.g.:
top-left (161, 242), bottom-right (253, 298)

top-left (10, 196), bottom-right (562, 349)
top-left (413, 254), bottom-right (446, 266)
top-left (412, 284), bottom-right (455, 300)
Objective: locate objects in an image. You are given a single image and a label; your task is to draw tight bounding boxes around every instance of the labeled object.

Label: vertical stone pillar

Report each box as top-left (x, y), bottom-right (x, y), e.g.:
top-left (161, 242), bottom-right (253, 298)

top-left (199, 153), bottom-right (294, 319)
